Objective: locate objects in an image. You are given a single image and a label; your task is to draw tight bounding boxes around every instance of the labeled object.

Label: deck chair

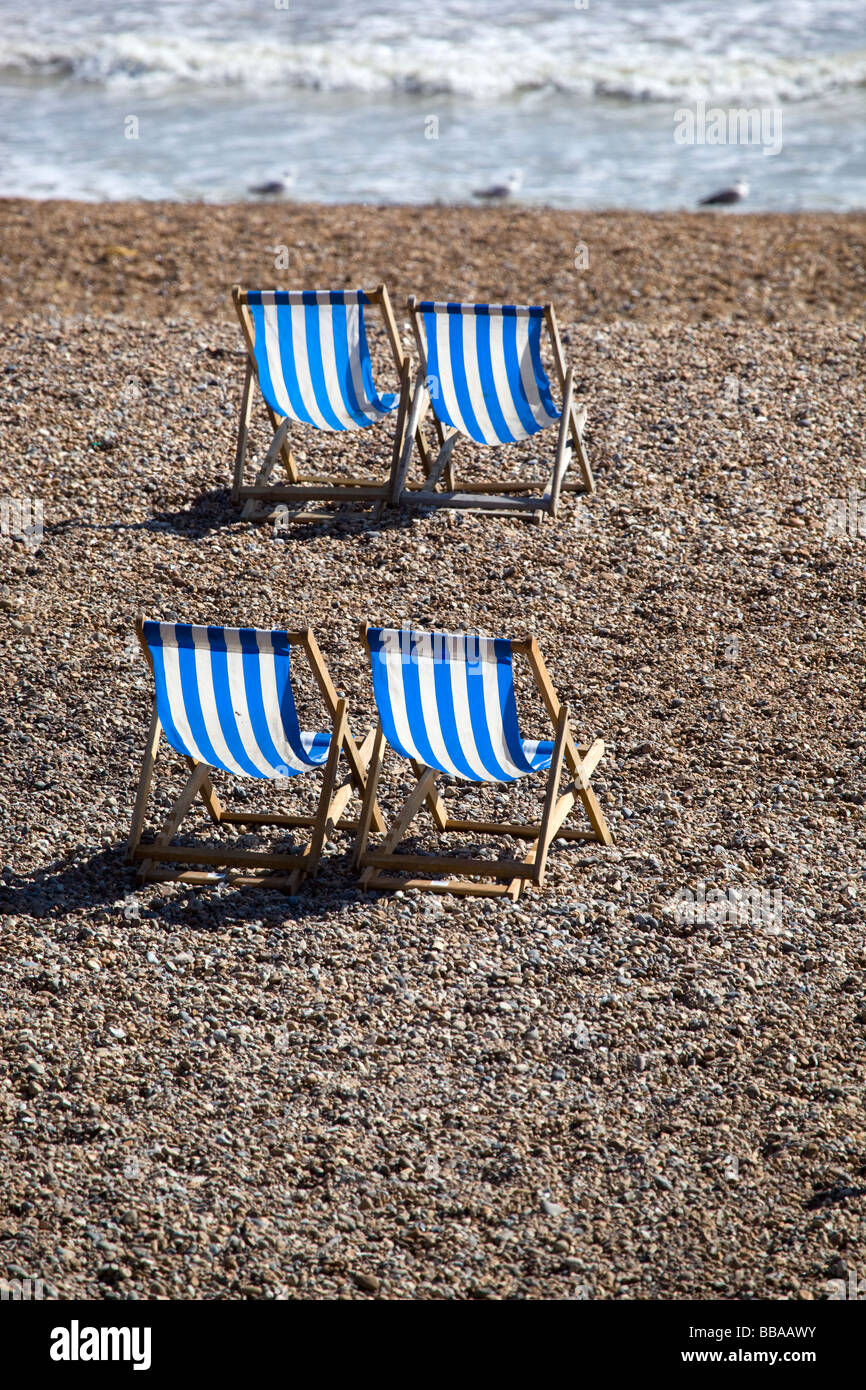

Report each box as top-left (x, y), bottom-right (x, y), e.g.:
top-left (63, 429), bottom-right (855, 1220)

top-left (353, 625), bottom-right (612, 898)
top-left (231, 285), bottom-right (421, 522)
top-left (390, 298), bottom-right (595, 521)
top-left (127, 619), bottom-right (383, 891)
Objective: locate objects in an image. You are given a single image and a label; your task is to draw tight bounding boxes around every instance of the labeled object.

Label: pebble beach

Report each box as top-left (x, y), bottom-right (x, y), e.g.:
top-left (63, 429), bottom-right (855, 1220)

top-left (0, 199), bottom-right (864, 1301)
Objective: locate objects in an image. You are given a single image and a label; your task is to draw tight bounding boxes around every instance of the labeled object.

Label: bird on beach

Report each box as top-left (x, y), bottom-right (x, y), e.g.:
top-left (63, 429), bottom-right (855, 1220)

top-left (248, 167), bottom-right (297, 198)
top-left (699, 177), bottom-right (749, 207)
top-left (473, 169), bottom-right (524, 201)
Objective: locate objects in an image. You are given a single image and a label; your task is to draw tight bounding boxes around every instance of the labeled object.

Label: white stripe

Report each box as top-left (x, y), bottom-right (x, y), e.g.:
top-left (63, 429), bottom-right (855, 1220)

top-left (158, 626), bottom-right (210, 767)
top-left (191, 629), bottom-right (249, 777)
top-left (460, 313), bottom-right (498, 446)
top-left (262, 304), bottom-right (295, 419)
top-left (414, 638), bottom-right (465, 778)
top-left (487, 313), bottom-right (530, 441)
top-left (288, 303), bottom-right (331, 430)
top-left (255, 631), bottom-right (317, 773)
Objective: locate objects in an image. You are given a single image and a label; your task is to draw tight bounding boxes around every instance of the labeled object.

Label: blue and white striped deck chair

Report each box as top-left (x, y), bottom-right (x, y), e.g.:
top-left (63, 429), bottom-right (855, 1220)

top-left (353, 625), bottom-right (612, 899)
top-left (127, 619), bottom-right (382, 891)
top-left (393, 297), bottom-right (594, 520)
top-left (231, 284), bottom-right (415, 519)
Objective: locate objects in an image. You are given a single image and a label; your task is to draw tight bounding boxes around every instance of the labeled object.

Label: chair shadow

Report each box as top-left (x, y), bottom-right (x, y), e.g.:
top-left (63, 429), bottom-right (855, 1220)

top-left (0, 843), bottom-right (371, 931)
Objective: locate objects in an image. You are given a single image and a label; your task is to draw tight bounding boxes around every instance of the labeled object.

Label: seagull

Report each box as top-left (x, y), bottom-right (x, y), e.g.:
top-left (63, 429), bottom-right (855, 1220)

top-left (248, 167), bottom-right (297, 198)
top-left (699, 177), bottom-right (749, 207)
top-left (473, 169), bottom-right (524, 201)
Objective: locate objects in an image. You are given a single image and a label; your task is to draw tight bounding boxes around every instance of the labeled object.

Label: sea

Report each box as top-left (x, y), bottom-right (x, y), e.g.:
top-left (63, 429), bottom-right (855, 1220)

top-left (1, 0), bottom-right (864, 208)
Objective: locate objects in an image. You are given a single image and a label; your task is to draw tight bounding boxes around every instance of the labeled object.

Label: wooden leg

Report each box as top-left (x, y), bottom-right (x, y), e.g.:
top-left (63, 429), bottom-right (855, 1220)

top-left (411, 758), bottom-right (449, 830)
top-left (231, 360), bottom-right (255, 503)
top-left (241, 416), bottom-right (290, 518)
top-left (570, 403), bottom-right (594, 495)
top-left (262, 400), bottom-right (298, 483)
top-left (302, 630), bottom-right (385, 833)
top-left (549, 368), bottom-right (574, 518)
top-left (185, 756), bottom-right (224, 824)
top-left (353, 724), bottom-right (385, 869)
top-left (304, 698), bottom-right (348, 872)
top-left (419, 432), bottom-right (458, 494)
top-left (389, 373), bottom-right (427, 505)
top-left (137, 761), bottom-right (212, 880)
top-left (387, 356), bottom-right (411, 490)
top-left (527, 705), bottom-right (571, 886)
top-left (127, 706), bottom-right (160, 859)
top-left (377, 766), bottom-right (438, 855)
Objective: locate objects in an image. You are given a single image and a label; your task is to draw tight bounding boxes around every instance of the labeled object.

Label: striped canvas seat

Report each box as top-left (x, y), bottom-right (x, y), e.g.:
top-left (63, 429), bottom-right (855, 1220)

top-left (143, 622), bottom-right (331, 779)
top-left (245, 290), bottom-right (399, 432)
top-left (367, 626), bottom-right (553, 783)
top-left (418, 301), bottom-right (561, 445)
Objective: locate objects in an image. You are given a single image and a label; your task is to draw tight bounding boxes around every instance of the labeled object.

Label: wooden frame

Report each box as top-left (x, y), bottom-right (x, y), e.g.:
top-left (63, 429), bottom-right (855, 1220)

top-left (127, 619), bottom-right (384, 893)
top-left (353, 626), bottom-right (612, 898)
top-left (390, 298), bottom-right (595, 523)
top-left (231, 284), bottom-right (429, 523)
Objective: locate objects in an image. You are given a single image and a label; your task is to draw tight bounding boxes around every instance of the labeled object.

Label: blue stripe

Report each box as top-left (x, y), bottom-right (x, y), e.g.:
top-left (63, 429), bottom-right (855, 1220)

top-left (143, 623), bottom-right (331, 778)
top-left (367, 627), bottom-right (553, 784)
top-left (431, 644), bottom-right (479, 780)
top-left (147, 627), bottom-right (194, 763)
top-left (248, 302), bottom-right (281, 419)
top-left (303, 301), bottom-right (345, 430)
top-left (329, 299), bottom-right (367, 426)
top-left (236, 627), bottom-right (309, 777)
top-left (369, 635), bottom-right (416, 764)
top-left (355, 300), bottom-right (394, 418)
top-left (417, 302), bottom-right (546, 319)
top-left (463, 641), bottom-right (509, 780)
top-left (474, 313), bottom-right (516, 444)
top-left (421, 312), bottom-right (458, 433)
top-left (395, 635), bottom-right (444, 773)
top-left (272, 306), bottom-right (318, 426)
top-left (528, 318), bottom-right (559, 421)
top-left (248, 293), bottom-right (396, 429)
top-left (494, 638), bottom-right (535, 775)
top-left (249, 302), bottom-right (315, 425)
top-left (501, 312), bottom-right (543, 437)
top-left (527, 740), bottom-right (554, 771)
top-left (446, 312), bottom-right (484, 442)
top-left (173, 625), bottom-right (226, 773)
top-left (206, 627), bottom-right (270, 778)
